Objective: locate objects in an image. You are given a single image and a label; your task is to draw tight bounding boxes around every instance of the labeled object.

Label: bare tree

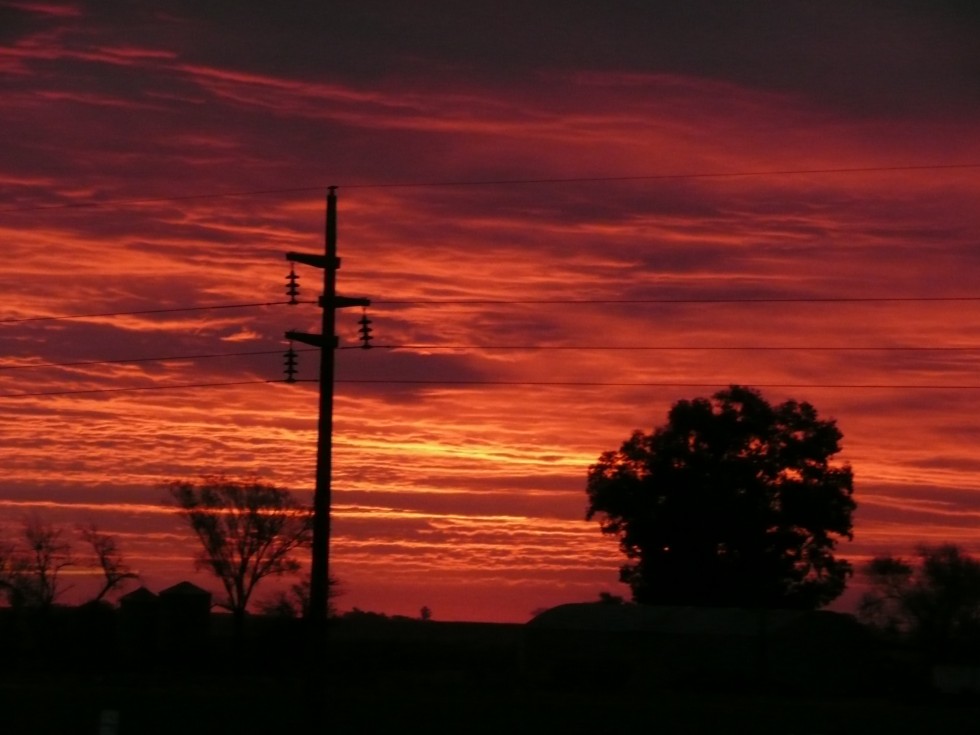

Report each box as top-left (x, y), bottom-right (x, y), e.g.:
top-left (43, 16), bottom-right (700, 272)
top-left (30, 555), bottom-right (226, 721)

top-left (169, 476), bottom-right (313, 631)
top-left (3, 517), bottom-right (74, 610)
top-left (78, 524), bottom-right (138, 603)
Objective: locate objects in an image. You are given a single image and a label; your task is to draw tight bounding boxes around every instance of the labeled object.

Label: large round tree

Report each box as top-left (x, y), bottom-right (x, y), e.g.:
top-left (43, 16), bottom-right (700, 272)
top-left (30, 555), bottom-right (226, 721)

top-left (586, 385), bottom-right (855, 609)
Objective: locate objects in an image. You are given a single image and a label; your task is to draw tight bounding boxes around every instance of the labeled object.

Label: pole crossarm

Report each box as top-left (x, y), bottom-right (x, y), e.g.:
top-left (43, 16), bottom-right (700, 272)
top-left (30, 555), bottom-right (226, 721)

top-left (286, 251), bottom-right (336, 270)
top-left (285, 330), bottom-right (326, 348)
top-left (327, 295), bottom-right (371, 309)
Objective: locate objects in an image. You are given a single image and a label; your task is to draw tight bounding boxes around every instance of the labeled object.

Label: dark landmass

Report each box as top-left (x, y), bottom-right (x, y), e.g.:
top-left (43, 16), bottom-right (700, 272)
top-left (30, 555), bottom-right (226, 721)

top-left (2, 604), bottom-right (979, 734)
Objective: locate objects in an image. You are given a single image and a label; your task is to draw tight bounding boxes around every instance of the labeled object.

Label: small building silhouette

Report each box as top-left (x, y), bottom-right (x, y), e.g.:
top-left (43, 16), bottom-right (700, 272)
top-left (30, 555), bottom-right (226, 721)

top-left (120, 585), bottom-right (159, 613)
top-left (118, 586), bottom-right (160, 654)
top-left (158, 582), bottom-right (212, 651)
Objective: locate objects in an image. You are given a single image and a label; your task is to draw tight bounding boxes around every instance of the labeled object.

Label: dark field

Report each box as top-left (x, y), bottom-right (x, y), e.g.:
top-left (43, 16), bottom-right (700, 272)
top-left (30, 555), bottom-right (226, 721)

top-left (6, 676), bottom-right (980, 734)
top-left (2, 611), bottom-right (979, 734)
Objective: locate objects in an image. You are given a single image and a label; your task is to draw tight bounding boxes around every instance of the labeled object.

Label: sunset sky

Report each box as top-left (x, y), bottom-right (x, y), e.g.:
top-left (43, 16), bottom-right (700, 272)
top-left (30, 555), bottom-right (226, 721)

top-left (2, 1), bottom-right (979, 622)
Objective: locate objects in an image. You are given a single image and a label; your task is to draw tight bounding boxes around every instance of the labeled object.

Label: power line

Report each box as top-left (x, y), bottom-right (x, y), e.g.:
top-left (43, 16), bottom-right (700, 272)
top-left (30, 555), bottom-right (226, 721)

top-left (0, 347), bottom-right (318, 372)
top-left (5, 375), bottom-right (980, 399)
top-left (372, 296), bottom-right (980, 306)
top-left (0, 187), bottom-right (326, 214)
top-left (361, 344), bottom-right (980, 352)
top-left (0, 342), bottom-right (975, 373)
top-left (2, 163), bottom-right (978, 214)
top-left (5, 295), bottom-right (976, 327)
top-left (333, 379), bottom-right (980, 389)
top-left (0, 380), bottom-right (274, 399)
top-left (0, 300), bottom-right (303, 325)
top-left (342, 164), bottom-right (980, 190)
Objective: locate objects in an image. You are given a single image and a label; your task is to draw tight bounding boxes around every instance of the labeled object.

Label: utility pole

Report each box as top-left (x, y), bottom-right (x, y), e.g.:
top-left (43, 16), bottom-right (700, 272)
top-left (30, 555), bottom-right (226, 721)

top-left (286, 186), bottom-right (370, 624)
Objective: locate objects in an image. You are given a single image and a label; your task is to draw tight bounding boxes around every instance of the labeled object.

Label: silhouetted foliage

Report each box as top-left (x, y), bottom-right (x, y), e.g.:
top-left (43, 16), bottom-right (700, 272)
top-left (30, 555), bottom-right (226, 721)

top-left (586, 385), bottom-right (855, 609)
top-left (169, 476), bottom-right (313, 630)
top-left (857, 556), bottom-right (915, 636)
top-left (0, 541), bottom-right (15, 605)
top-left (259, 573), bottom-right (340, 618)
top-left (597, 592), bottom-right (625, 605)
top-left (859, 545), bottom-right (980, 657)
top-left (79, 524), bottom-right (138, 603)
top-left (0, 517), bottom-right (74, 610)
top-left (341, 607), bottom-right (392, 621)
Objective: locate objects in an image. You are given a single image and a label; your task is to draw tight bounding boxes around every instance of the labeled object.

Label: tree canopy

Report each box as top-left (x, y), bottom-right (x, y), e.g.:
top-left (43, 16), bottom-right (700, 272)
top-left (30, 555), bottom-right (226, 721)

top-left (586, 385), bottom-right (855, 609)
top-left (169, 476), bottom-right (313, 628)
top-left (859, 545), bottom-right (980, 656)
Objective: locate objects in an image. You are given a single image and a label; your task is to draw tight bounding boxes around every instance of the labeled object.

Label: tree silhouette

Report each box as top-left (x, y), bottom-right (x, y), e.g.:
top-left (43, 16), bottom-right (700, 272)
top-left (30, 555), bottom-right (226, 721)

top-left (0, 516), bottom-right (74, 610)
top-left (169, 476), bottom-right (313, 631)
top-left (859, 545), bottom-right (980, 657)
top-left (78, 524), bottom-right (138, 603)
top-left (0, 541), bottom-right (15, 604)
top-left (586, 385), bottom-right (855, 609)
top-left (259, 573), bottom-right (341, 618)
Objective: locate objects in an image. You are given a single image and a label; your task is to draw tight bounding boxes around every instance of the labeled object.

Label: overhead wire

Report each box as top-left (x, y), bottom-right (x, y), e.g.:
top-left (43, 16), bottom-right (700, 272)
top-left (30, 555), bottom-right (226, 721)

top-left (357, 344), bottom-right (980, 352)
top-left (0, 380), bottom-right (276, 399)
top-left (341, 163), bottom-right (980, 190)
top-left (0, 300), bottom-right (306, 324)
top-left (2, 159), bottom-right (977, 394)
top-left (4, 377), bottom-right (980, 399)
top-left (4, 295), bottom-right (980, 326)
top-left (305, 379), bottom-right (980, 390)
top-left (370, 296), bottom-right (980, 306)
top-left (0, 347), bottom-right (318, 372)
top-left (1, 162), bottom-right (978, 214)
top-left (3, 340), bottom-right (980, 374)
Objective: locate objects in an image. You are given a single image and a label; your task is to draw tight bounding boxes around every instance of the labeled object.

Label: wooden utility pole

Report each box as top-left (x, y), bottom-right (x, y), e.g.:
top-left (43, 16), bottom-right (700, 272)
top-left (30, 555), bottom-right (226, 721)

top-left (286, 187), bottom-right (369, 623)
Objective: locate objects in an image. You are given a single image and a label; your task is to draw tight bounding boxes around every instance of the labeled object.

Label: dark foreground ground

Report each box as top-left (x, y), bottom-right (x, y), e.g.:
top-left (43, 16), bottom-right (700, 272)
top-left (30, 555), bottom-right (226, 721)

top-left (2, 611), bottom-right (979, 734)
top-left (4, 669), bottom-right (980, 735)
